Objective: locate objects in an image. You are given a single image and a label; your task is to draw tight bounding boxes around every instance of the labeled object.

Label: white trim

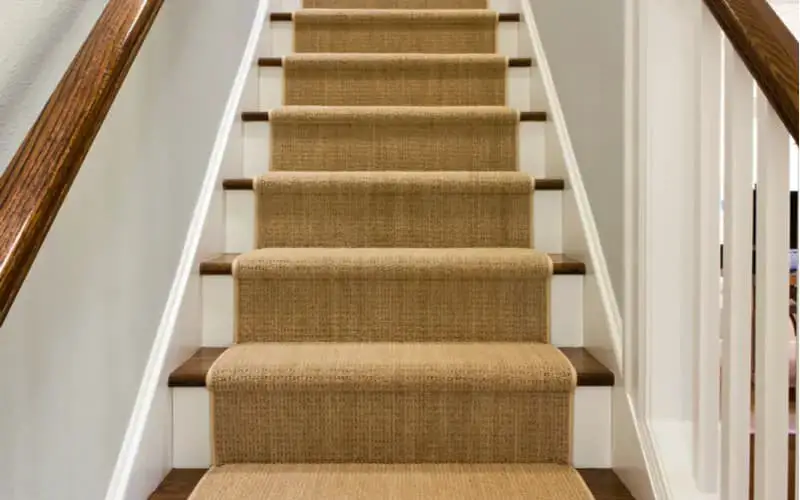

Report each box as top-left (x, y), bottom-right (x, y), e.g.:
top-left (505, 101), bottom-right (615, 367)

top-left (520, 0), bottom-right (622, 368)
top-left (102, 3), bottom-right (270, 498)
top-left (171, 385), bottom-right (612, 468)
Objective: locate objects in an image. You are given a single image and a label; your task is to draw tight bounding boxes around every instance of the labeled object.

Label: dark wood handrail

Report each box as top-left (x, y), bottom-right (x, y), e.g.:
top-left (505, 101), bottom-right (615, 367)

top-left (704, 0), bottom-right (798, 143)
top-left (0, 0), bottom-right (164, 325)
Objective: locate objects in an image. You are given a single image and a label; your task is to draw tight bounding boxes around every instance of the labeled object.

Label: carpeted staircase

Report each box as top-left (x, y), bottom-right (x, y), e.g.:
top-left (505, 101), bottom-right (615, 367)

top-left (186, 1), bottom-right (596, 498)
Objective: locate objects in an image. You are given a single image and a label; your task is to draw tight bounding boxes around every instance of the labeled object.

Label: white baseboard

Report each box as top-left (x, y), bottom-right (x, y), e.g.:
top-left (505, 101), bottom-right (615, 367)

top-left (172, 385), bottom-right (612, 469)
top-left (102, 3), bottom-right (271, 499)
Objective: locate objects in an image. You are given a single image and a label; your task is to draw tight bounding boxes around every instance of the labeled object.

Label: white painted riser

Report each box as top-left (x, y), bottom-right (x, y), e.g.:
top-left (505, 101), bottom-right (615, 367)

top-left (172, 386), bottom-right (612, 469)
top-left (269, 0), bottom-right (522, 12)
top-left (224, 190), bottom-right (563, 254)
top-left (266, 19), bottom-right (521, 58)
top-left (243, 121), bottom-right (547, 179)
top-left (201, 273), bottom-right (583, 347)
top-left (258, 66), bottom-right (537, 111)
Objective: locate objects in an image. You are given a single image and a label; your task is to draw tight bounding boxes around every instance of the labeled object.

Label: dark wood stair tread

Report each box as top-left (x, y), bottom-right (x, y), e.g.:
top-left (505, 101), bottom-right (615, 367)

top-left (149, 467), bottom-right (633, 500)
top-left (199, 252), bottom-right (586, 276)
top-left (242, 110), bottom-right (547, 122)
top-left (259, 57), bottom-right (533, 67)
top-left (222, 177), bottom-right (565, 191)
top-left (268, 12), bottom-right (522, 22)
top-left (169, 346), bottom-right (613, 388)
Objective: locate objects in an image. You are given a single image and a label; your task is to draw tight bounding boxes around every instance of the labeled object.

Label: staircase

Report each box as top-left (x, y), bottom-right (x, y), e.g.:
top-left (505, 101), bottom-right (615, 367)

top-left (150, 1), bottom-right (632, 498)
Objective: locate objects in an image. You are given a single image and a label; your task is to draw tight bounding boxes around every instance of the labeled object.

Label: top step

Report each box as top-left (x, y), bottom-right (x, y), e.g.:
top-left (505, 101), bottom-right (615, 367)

top-left (269, 12), bottom-right (521, 21)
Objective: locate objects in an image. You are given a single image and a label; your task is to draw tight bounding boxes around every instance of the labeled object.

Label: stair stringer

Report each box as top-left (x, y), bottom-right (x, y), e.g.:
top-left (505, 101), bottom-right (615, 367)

top-left (103, 2), bottom-right (271, 499)
top-left (518, 2), bottom-right (663, 499)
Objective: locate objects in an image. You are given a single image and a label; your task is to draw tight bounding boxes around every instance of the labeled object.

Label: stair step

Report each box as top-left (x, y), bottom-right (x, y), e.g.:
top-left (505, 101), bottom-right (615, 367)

top-left (200, 251), bottom-right (585, 276)
top-left (223, 176), bottom-right (564, 190)
top-left (169, 346), bottom-right (614, 388)
top-left (258, 55), bottom-right (533, 67)
top-left (269, 12), bottom-right (523, 22)
top-left (149, 466), bottom-right (634, 500)
top-left (242, 108), bottom-right (547, 122)
top-left (207, 342), bottom-right (574, 463)
top-left (233, 171), bottom-right (543, 248)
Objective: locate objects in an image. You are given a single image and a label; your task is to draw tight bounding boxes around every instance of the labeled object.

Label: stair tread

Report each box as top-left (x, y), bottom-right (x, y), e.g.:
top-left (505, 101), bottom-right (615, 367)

top-left (208, 342), bottom-right (575, 392)
top-left (223, 173), bottom-right (565, 191)
top-left (200, 252), bottom-right (586, 275)
top-left (169, 346), bottom-right (614, 388)
top-left (269, 12), bottom-right (523, 22)
top-left (242, 108), bottom-right (547, 122)
top-left (149, 466), bottom-right (634, 500)
top-left (259, 55), bottom-right (533, 67)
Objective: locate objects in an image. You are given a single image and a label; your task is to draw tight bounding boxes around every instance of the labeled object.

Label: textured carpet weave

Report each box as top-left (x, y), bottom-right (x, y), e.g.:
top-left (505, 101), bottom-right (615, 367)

top-left (188, 464), bottom-right (594, 500)
top-left (283, 54), bottom-right (507, 106)
top-left (269, 106), bottom-right (518, 171)
top-left (293, 10), bottom-right (498, 53)
top-left (254, 171), bottom-right (533, 248)
top-left (207, 343), bottom-right (575, 464)
top-left (303, 0), bottom-right (489, 8)
top-left (232, 248), bottom-right (552, 343)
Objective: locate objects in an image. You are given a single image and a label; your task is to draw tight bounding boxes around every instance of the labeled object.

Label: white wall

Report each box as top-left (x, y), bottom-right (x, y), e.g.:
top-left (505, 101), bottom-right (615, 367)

top-left (0, 1), bottom-right (260, 498)
top-left (0, 0), bottom-right (111, 173)
top-left (526, 0), bottom-right (627, 312)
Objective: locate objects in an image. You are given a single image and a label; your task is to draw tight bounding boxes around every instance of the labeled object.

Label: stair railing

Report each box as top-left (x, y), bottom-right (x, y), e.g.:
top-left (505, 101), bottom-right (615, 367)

top-left (690, 0), bottom-right (798, 498)
top-left (0, 0), bottom-right (164, 325)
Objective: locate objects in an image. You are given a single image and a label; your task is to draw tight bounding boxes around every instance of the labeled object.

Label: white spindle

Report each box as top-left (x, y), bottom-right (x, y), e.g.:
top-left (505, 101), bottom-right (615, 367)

top-left (752, 91), bottom-right (790, 500)
top-left (720, 42), bottom-right (755, 500)
top-left (693, 6), bottom-right (722, 491)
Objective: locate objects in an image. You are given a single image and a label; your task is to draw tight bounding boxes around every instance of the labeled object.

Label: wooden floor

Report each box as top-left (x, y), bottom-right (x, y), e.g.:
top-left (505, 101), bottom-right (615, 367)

top-left (149, 467), bottom-right (636, 500)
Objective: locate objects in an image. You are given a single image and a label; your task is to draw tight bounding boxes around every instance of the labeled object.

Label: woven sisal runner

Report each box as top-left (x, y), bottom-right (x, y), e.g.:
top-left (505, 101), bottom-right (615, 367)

top-left (293, 10), bottom-right (498, 53)
top-left (283, 54), bottom-right (507, 106)
top-left (303, 0), bottom-right (489, 8)
top-left (231, 248), bottom-right (552, 343)
top-left (269, 106), bottom-right (518, 171)
top-left (207, 342), bottom-right (575, 464)
top-left (188, 464), bottom-right (594, 500)
top-left (253, 171), bottom-right (533, 247)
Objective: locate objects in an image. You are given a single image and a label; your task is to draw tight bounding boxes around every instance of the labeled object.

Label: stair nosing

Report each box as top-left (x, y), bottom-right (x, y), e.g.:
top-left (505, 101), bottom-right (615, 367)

top-left (222, 177), bottom-right (564, 191)
top-left (169, 346), bottom-right (614, 388)
top-left (242, 110), bottom-right (547, 122)
top-left (268, 12), bottom-right (522, 22)
top-left (199, 252), bottom-right (586, 276)
top-left (258, 56), bottom-right (533, 67)
top-left (149, 466), bottom-right (634, 500)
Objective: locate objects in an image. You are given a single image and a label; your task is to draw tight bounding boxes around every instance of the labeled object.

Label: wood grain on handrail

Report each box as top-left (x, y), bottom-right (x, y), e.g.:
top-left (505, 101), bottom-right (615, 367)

top-left (703, 0), bottom-right (798, 143)
top-left (0, 0), bottom-right (164, 325)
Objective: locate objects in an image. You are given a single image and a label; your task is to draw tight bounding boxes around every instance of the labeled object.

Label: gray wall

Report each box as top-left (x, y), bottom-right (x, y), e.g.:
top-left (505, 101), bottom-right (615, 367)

top-left (528, 0), bottom-right (627, 308)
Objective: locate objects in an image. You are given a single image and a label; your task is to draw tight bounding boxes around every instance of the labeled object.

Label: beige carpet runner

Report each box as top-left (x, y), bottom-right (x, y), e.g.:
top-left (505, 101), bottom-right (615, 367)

top-left (253, 172), bottom-right (534, 248)
top-left (293, 10), bottom-right (498, 54)
top-left (191, 0), bottom-right (595, 498)
top-left (269, 106), bottom-right (519, 172)
top-left (283, 54), bottom-right (507, 106)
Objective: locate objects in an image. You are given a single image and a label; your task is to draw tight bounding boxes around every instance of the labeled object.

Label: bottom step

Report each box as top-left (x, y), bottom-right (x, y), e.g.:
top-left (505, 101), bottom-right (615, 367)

top-left (150, 465), bottom-right (635, 500)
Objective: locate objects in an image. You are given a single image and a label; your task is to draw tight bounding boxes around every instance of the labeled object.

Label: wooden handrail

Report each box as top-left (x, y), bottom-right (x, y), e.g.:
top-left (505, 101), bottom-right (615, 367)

top-left (0, 0), bottom-right (164, 325)
top-left (703, 0), bottom-right (799, 143)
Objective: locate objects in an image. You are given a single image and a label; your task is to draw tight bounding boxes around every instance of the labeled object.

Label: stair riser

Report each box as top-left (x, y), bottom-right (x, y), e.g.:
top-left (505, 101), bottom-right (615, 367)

top-left (224, 190), bottom-right (563, 253)
top-left (265, 16), bottom-right (520, 58)
top-left (172, 386), bottom-right (611, 468)
top-left (269, 0), bottom-right (521, 12)
top-left (258, 66), bottom-right (534, 110)
top-left (242, 121), bottom-right (546, 178)
top-left (200, 273), bottom-right (583, 347)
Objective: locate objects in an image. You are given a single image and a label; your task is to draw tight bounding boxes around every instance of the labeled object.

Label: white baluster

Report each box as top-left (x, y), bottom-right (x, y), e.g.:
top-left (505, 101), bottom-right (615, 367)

top-left (693, 6), bottom-right (722, 490)
top-left (752, 91), bottom-right (790, 500)
top-left (720, 42), bottom-right (755, 500)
